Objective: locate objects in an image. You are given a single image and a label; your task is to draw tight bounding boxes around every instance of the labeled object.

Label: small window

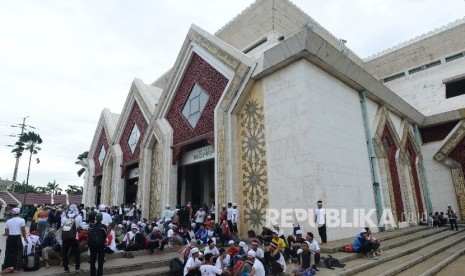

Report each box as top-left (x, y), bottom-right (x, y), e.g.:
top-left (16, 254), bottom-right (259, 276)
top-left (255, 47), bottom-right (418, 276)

top-left (446, 78), bottom-right (465, 99)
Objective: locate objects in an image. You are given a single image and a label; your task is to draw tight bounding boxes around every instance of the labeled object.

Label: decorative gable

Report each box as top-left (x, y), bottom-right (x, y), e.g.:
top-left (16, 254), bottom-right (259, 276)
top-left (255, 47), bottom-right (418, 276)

top-left (93, 128), bottom-right (109, 176)
top-left (166, 53), bottom-right (228, 163)
top-left (119, 102), bottom-right (148, 166)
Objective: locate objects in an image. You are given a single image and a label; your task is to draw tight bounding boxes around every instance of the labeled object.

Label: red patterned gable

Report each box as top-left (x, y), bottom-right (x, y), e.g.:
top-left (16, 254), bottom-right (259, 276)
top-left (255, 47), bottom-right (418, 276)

top-left (93, 128), bottom-right (109, 176)
top-left (166, 53), bottom-right (228, 163)
top-left (119, 102), bottom-right (148, 167)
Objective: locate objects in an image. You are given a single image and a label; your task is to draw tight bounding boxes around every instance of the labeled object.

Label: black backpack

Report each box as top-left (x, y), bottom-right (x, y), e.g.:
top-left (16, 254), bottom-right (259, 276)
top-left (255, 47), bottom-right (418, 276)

top-left (61, 214), bottom-right (77, 241)
top-left (324, 255), bottom-right (346, 270)
top-left (88, 222), bottom-right (107, 250)
top-left (169, 258), bottom-right (184, 276)
top-left (23, 246), bottom-right (40, 271)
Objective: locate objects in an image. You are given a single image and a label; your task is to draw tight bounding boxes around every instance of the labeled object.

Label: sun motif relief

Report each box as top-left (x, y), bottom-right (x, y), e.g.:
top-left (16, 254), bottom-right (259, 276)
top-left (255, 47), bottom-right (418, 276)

top-left (240, 97), bottom-right (268, 229)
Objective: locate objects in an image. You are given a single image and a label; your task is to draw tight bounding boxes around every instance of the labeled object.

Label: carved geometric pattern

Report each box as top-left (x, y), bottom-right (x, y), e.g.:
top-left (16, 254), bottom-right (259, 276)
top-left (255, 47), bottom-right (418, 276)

top-left (238, 89), bottom-right (269, 230)
top-left (120, 102), bottom-right (148, 166)
top-left (446, 125), bottom-right (465, 219)
top-left (93, 128), bottom-right (109, 177)
top-left (420, 120), bottom-right (459, 144)
top-left (166, 53), bottom-right (228, 164)
top-left (451, 168), bottom-right (465, 219)
top-left (405, 138), bottom-right (425, 216)
top-left (149, 141), bottom-right (162, 219)
top-left (382, 126), bottom-right (405, 222)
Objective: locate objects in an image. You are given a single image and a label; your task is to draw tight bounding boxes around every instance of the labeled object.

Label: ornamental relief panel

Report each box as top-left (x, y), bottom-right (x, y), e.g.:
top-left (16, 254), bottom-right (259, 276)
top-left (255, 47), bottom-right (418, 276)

top-left (93, 129), bottom-right (109, 176)
top-left (150, 140), bottom-right (163, 219)
top-left (166, 53), bottom-right (228, 164)
top-left (436, 120), bottom-right (465, 219)
top-left (120, 102), bottom-right (148, 166)
top-left (237, 81), bottom-right (269, 233)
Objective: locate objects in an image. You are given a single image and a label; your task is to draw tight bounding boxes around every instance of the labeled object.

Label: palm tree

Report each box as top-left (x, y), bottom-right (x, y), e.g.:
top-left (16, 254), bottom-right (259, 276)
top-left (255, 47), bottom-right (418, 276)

top-left (12, 131), bottom-right (42, 186)
top-left (75, 151), bottom-right (88, 177)
top-left (35, 186), bottom-right (48, 194)
top-left (66, 185), bottom-right (83, 195)
top-left (12, 181), bottom-right (37, 193)
top-left (46, 180), bottom-right (62, 195)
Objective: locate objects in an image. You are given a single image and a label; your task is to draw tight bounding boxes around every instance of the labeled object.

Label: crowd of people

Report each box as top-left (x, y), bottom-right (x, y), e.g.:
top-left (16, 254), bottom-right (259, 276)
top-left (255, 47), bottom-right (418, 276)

top-left (1, 201), bottom-right (326, 276)
top-left (425, 205), bottom-right (459, 230)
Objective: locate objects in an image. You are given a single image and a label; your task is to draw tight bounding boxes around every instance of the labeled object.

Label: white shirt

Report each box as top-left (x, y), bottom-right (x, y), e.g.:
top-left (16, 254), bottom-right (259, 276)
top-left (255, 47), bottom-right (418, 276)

top-left (232, 208), bottom-right (238, 223)
top-left (81, 209), bottom-right (87, 221)
top-left (163, 209), bottom-right (173, 221)
top-left (309, 240), bottom-right (320, 254)
top-left (123, 231), bottom-right (136, 242)
top-left (227, 208), bottom-right (233, 220)
top-left (195, 210), bottom-right (206, 223)
top-left (215, 254), bottom-right (231, 269)
top-left (184, 257), bottom-right (201, 276)
top-left (277, 252), bottom-right (286, 272)
top-left (6, 216), bottom-right (25, 235)
top-left (200, 264), bottom-right (222, 276)
top-left (314, 208), bottom-right (326, 225)
top-left (252, 259), bottom-right (265, 276)
top-left (108, 230), bottom-right (117, 251)
top-left (253, 248), bottom-right (264, 259)
top-left (25, 234), bottom-right (41, 255)
top-left (204, 246), bottom-right (220, 256)
top-left (167, 229), bottom-right (174, 238)
top-left (61, 213), bottom-right (83, 240)
top-left (127, 208), bottom-right (134, 217)
top-left (101, 212), bottom-right (112, 226)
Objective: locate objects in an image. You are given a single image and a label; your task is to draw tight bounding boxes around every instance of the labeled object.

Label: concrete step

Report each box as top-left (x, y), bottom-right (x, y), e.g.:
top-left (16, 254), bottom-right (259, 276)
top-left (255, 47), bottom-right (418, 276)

top-left (12, 251), bottom-right (179, 276)
top-left (320, 225), bottom-right (430, 253)
top-left (324, 227), bottom-right (447, 263)
top-left (433, 251), bottom-right (465, 276)
top-left (110, 265), bottom-right (171, 276)
top-left (331, 228), bottom-right (464, 275)
top-left (350, 229), bottom-right (465, 276)
top-left (396, 235), bottom-right (465, 276)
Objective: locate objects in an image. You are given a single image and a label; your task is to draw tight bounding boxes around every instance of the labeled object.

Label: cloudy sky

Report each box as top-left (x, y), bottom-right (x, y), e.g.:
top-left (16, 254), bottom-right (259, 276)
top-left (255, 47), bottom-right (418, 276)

top-left (1, 0), bottom-right (464, 191)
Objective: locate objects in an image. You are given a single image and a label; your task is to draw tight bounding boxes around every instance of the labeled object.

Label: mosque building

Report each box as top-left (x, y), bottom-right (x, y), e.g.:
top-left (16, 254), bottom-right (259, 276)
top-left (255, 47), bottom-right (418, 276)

top-left (83, 0), bottom-right (465, 240)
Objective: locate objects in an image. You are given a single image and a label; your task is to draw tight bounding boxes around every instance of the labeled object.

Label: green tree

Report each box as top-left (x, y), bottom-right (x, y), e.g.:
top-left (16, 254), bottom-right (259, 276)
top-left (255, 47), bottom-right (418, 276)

top-left (35, 186), bottom-right (47, 194)
top-left (11, 131), bottom-right (42, 185)
top-left (12, 181), bottom-right (37, 194)
top-left (66, 185), bottom-right (83, 195)
top-left (46, 180), bottom-right (62, 195)
top-left (75, 151), bottom-right (88, 177)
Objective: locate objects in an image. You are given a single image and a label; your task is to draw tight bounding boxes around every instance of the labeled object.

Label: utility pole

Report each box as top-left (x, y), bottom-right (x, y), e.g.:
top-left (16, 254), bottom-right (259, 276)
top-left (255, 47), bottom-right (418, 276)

top-left (11, 116), bottom-right (29, 192)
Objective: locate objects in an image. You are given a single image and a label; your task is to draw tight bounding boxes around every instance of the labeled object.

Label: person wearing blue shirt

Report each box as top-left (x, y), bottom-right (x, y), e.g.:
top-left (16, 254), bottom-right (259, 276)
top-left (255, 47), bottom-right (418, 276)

top-left (42, 229), bottom-right (61, 268)
top-left (194, 224), bottom-right (208, 244)
top-left (352, 228), bottom-right (373, 259)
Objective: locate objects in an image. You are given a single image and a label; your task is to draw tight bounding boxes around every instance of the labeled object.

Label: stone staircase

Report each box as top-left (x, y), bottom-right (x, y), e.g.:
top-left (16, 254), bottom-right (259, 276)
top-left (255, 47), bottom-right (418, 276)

top-left (11, 224), bottom-right (465, 276)
top-left (315, 223), bottom-right (465, 276)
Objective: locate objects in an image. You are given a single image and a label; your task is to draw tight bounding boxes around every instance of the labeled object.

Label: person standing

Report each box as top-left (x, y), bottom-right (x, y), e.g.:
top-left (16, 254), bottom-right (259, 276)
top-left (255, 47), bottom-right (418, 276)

top-left (232, 203), bottom-right (238, 234)
top-left (88, 213), bottom-right (107, 276)
top-left (210, 202), bottom-right (216, 221)
top-left (226, 203), bottom-right (233, 231)
top-left (446, 204), bottom-right (459, 231)
top-left (61, 204), bottom-right (82, 273)
top-left (194, 208), bottom-right (206, 232)
top-left (314, 200), bottom-right (327, 244)
top-left (99, 204), bottom-right (112, 227)
top-left (2, 207), bottom-right (27, 273)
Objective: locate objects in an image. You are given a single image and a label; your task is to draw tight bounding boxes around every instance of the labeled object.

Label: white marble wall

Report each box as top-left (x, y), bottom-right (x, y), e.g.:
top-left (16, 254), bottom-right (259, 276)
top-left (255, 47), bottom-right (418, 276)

top-left (386, 57), bottom-right (465, 116)
top-left (421, 141), bottom-right (460, 216)
top-left (262, 59), bottom-right (378, 240)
